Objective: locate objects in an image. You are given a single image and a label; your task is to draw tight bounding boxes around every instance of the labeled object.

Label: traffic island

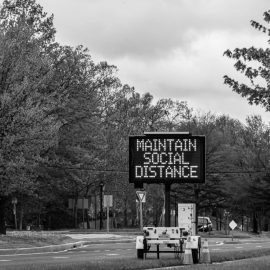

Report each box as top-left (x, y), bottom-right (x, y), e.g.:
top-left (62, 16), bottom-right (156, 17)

top-left (0, 231), bottom-right (135, 255)
top-left (0, 241), bottom-right (85, 255)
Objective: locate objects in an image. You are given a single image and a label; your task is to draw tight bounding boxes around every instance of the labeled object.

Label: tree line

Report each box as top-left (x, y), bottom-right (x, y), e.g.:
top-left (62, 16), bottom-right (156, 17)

top-left (0, 0), bottom-right (270, 234)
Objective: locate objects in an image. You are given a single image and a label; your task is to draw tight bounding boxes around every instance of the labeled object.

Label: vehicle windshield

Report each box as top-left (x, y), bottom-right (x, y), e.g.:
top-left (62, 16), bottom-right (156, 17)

top-left (198, 218), bottom-right (210, 225)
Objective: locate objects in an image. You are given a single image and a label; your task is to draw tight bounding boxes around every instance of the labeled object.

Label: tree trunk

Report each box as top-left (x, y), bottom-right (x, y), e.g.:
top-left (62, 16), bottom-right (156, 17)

top-left (86, 209), bottom-right (90, 229)
top-left (263, 217), bottom-right (269, 231)
top-left (219, 211), bottom-right (222, 231)
top-left (258, 212), bottom-right (261, 233)
top-left (253, 210), bottom-right (258, 233)
top-left (215, 208), bottom-right (219, 231)
top-left (48, 215), bottom-right (51, 230)
top-left (74, 197), bottom-right (78, 228)
top-left (19, 205), bottom-right (24, 230)
top-left (124, 198), bottom-right (128, 227)
top-left (131, 218), bottom-right (135, 227)
top-left (0, 196), bottom-right (8, 235)
top-left (124, 208), bottom-right (128, 227)
top-left (113, 211), bottom-right (116, 228)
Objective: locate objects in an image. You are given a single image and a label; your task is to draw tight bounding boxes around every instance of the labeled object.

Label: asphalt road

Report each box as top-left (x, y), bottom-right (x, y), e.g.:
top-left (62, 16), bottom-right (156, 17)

top-left (1, 238), bottom-right (270, 269)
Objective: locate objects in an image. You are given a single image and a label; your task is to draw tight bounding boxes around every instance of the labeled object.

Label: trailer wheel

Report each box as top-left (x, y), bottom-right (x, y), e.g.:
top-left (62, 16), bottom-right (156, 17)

top-left (137, 249), bottom-right (144, 259)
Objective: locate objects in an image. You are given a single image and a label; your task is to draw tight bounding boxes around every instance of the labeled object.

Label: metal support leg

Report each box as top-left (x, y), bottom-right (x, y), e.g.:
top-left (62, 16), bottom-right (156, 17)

top-left (165, 184), bottom-right (171, 227)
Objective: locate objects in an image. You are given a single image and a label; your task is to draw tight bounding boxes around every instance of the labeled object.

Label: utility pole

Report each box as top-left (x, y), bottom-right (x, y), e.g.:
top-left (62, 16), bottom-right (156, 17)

top-left (100, 182), bottom-right (104, 230)
top-left (165, 184), bottom-right (171, 227)
top-left (139, 199), bottom-right (143, 230)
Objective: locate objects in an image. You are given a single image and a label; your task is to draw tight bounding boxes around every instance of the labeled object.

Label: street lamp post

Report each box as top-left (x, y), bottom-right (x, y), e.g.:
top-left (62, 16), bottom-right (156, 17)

top-left (100, 182), bottom-right (104, 230)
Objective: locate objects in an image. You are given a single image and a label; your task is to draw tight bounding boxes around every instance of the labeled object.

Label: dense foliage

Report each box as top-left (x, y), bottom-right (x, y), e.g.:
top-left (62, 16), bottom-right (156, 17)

top-left (0, 1), bottom-right (270, 234)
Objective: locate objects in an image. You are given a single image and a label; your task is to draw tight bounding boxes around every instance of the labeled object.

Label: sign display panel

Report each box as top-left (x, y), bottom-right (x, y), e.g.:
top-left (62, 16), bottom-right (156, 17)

top-left (129, 133), bottom-right (205, 183)
top-left (104, 195), bottom-right (113, 207)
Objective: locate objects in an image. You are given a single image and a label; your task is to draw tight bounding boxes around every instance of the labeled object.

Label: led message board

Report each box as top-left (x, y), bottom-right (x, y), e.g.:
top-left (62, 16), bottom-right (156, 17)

top-left (129, 133), bottom-right (205, 184)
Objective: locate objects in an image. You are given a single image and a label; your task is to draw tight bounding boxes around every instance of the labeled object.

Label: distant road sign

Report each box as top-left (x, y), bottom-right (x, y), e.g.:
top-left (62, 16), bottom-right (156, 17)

top-left (229, 220), bottom-right (237, 230)
top-left (129, 133), bottom-right (205, 184)
top-left (136, 191), bottom-right (146, 203)
top-left (104, 195), bottom-right (113, 207)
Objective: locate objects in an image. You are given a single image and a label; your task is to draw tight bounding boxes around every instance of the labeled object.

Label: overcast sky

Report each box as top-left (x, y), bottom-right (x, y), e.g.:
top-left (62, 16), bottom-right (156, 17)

top-left (38, 0), bottom-right (270, 124)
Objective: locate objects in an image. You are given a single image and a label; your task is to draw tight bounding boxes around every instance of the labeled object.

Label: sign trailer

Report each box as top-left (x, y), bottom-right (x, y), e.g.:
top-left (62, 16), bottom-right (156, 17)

top-left (130, 132), bottom-right (205, 261)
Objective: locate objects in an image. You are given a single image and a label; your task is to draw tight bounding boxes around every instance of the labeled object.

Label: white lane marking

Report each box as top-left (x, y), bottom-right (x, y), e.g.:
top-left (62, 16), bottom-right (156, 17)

top-left (0, 250), bottom-right (68, 257)
top-left (107, 254), bottom-right (120, 256)
top-left (52, 256), bottom-right (69, 259)
top-left (0, 260), bottom-right (11, 262)
top-left (79, 251), bottom-right (87, 253)
top-left (212, 248), bottom-right (221, 251)
top-left (235, 246), bottom-right (243, 249)
top-left (209, 242), bottom-right (224, 246)
top-left (0, 242), bottom-right (83, 251)
top-left (127, 249), bottom-right (132, 251)
top-left (256, 246), bottom-right (262, 248)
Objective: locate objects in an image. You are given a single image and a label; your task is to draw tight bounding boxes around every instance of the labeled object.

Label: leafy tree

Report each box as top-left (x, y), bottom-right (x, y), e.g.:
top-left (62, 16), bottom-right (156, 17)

top-left (223, 9), bottom-right (270, 231)
top-left (100, 91), bottom-right (162, 227)
top-left (232, 116), bottom-right (270, 233)
top-left (98, 92), bottom-right (193, 227)
top-left (224, 10), bottom-right (270, 110)
top-left (154, 99), bottom-right (192, 132)
top-left (0, 0), bottom-right (63, 234)
top-left (51, 58), bottom-right (125, 228)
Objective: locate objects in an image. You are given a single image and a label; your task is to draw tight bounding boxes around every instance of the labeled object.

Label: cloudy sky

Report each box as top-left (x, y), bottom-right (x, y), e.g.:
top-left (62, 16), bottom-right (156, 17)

top-left (38, 0), bottom-right (270, 123)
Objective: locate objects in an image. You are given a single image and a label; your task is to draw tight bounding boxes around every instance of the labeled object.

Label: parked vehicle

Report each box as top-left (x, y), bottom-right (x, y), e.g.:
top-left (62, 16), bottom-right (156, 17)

top-left (198, 216), bottom-right (212, 232)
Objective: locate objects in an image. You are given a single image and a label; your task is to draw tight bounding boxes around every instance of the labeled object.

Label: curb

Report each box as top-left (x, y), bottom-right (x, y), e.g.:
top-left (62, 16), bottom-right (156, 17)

top-left (0, 238), bottom-right (135, 256)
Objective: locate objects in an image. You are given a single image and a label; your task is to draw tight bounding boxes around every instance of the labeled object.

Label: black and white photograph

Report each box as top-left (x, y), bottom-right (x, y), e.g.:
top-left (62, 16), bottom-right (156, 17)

top-left (1, 0), bottom-right (270, 269)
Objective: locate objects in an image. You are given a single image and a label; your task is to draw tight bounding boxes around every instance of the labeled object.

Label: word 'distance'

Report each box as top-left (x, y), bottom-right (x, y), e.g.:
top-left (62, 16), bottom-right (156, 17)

top-left (129, 134), bottom-right (205, 183)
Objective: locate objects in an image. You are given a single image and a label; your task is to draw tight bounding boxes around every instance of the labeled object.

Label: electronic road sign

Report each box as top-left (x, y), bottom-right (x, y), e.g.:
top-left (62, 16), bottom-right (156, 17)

top-left (129, 133), bottom-right (205, 184)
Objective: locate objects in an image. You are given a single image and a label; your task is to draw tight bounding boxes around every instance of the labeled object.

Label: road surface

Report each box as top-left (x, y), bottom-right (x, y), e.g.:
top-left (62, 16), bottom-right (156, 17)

top-left (1, 238), bottom-right (270, 269)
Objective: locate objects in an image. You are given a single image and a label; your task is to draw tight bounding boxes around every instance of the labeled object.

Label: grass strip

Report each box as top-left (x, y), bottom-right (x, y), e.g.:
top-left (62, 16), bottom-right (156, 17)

top-left (2, 248), bottom-right (270, 270)
top-left (0, 232), bottom-right (71, 248)
top-left (181, 255), bottom-right (270, 270)
top-left (211, 247), bottom-right (270, 262)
